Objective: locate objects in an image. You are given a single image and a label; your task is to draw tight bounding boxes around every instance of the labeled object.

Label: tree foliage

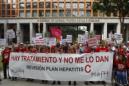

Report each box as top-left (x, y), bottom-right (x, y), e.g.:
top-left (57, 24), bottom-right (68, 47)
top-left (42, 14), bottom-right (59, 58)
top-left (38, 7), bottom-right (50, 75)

top-left (93, 0), bottom-right (129, 17)
top-left (93, 0), bottom-right (129, 41)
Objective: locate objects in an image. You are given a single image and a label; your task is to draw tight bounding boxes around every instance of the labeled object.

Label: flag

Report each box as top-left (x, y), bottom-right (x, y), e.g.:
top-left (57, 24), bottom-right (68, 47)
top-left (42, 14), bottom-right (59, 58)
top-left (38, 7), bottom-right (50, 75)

top-left (50, 26), bottom-right (62, 42)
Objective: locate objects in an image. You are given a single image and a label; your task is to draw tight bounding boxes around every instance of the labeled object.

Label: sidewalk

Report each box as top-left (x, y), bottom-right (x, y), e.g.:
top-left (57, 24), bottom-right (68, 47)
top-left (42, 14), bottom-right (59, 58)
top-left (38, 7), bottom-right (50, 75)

top-left (0, 71), bottom-right (113, 86)
top-left (0, 79), bottom-right (112, 86)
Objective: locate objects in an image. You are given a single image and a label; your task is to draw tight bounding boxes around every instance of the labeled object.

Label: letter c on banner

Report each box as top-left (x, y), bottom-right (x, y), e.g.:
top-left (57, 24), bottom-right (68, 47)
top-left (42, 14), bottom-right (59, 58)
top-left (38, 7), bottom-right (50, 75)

top-left (85, 64), bottom-right (91, 73)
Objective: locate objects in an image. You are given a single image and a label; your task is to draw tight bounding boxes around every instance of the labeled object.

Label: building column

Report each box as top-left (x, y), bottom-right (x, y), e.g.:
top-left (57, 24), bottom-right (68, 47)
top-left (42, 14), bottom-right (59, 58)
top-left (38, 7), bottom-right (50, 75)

top-left (4, 22), bottom-right (8, 45)
top-left (117, 23), bottom-right (121, 34)
top-left (103, 23), bottom-right (107, 39)
top-left (126, 25), bottom-right (128, 42)
top-left (16, 23), bottom-right (20, 43)
top-left (43, 22), bottom-right (46, 37)
top-left (4, 22), bottom-right (7, 39)
top-left (30, 23), bottom-right (33, 43)
top-left (90, 23), bottom-right (94, 33)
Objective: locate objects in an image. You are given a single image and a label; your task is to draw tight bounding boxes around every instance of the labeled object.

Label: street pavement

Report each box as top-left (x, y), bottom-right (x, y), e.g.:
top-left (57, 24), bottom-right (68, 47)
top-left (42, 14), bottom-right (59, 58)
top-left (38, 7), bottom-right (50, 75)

top-left (0, 79), bottom-right (113, 86)
top-left (0, 72), bottom-right (113, 86)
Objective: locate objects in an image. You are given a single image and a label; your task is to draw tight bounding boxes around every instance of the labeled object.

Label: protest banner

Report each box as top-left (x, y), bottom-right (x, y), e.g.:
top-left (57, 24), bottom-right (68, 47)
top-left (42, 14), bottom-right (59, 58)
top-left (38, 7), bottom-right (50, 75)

top-left (9, 52), bottom-right (113, 82)
top-left (88, 37), bottom-right (98, 47)
top-left (78, 34), bottom-right (85, 44)
top-left (49, 37), bottom-right (56, 47)
top-left (0, 39), bottom-right (6, 46)
top-left (114, 33), bottom-right (122, 40)
top-left (66, 35), bottom-right (72, 43)
top-left (32, 37), bottom-right (48, 45)
top-left (114, 33), bottom-right (123, 44)
top-left (36, 33), bottom-right (42, 39)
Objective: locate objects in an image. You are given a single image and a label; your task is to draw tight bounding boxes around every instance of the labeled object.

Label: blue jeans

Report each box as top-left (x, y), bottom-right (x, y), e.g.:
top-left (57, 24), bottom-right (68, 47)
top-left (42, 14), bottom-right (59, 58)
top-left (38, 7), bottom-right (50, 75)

top-left (116, 70), bottom-right (128, 85)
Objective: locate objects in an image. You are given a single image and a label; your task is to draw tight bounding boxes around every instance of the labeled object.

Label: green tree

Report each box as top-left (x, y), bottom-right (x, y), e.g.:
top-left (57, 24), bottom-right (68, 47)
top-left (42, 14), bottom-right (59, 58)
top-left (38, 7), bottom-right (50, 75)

top-left (93, 0), bottom-right (129, 42)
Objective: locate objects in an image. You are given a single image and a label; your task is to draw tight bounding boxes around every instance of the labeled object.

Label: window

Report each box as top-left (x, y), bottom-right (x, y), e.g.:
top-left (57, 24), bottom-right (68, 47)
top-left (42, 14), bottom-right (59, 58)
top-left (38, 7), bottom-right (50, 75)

top-left (20, 3), bottom-right (25, 9)
top-left (26, 2), bottom-right (31, 8)
top-left (39, 2), bottom-right (44, 8)
top-left (73, 3), bottom-right (78, 9)
top-left (19, 10), bottom-right (24, 17)
top-left (59, 3), bottom-right (64, 9)
top-left (79, 11), bottom-right (84, 16)
top-left (7, 10), bottom-right (10, 16)
top-left (66, 10), bottom-right (71, 16)
top-left (86, 10), bottom-right (91, 16)
top-left (66, 3), bottom-right (71, 9)
top-left (86, 3), bottom-right (91, 10)
top-left (26, 10), bottom-right (30, 17)
top-left (39, 10), bottom-right (44, 16)
top-left (12, 10), bottom-right (15, 15)
top-left (79, 3), bottom-right (84, 9)
top-left (32, 10), bottom-right (37, 17)
top-left (2, 10), bottom-right (5, 17)
top-left (33, 2), bottom-right (37, 8)
top-left (12, 4), bottom-right (16, 9)
top-left (59, 10), bottom-right (64, 16)
top-left (52, 11), bottom-right (57, 16)
top-left (52, 3), bottom-right (58, 8)
top-left (73, 11), bottom-right (78, 16)
top-left (45, 11), bottom-right (50, 16)
top-left (46, 2), bottom-right (50, 8)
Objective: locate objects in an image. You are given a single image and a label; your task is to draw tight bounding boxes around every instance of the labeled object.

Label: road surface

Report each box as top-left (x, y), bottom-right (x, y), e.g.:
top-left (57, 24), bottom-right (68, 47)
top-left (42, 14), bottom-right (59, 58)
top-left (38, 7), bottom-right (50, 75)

top-left (0, 71), bottom-right (113, 86)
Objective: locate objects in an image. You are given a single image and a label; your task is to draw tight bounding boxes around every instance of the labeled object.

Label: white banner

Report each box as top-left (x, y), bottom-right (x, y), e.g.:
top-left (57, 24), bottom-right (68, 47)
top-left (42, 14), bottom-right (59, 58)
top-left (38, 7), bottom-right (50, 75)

top-left (9, 52), bottom-right (113, 82)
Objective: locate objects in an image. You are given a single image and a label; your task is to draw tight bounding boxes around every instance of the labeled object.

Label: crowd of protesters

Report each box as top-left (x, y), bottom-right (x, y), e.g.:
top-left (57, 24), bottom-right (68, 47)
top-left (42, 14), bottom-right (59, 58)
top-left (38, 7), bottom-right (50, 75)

top-left (1, 40), bottom-right (129, 85)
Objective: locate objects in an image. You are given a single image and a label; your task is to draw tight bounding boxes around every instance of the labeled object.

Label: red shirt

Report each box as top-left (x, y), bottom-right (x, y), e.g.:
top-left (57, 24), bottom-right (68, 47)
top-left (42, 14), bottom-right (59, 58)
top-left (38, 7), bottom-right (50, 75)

top-left (1, 48), bottom-right (11, 64)
top-left (95, 47), bottom-right (109, 52)
top-left (15, 47), bottom-right (26, 52)
top-left (118, 48), bottom-right (125, 55)
top-left (114, 54), bottom-right (126, 70)
top-left (84, 47), bottom-right (91, 53)
top-left (30, 48), bottom-right (38, 53)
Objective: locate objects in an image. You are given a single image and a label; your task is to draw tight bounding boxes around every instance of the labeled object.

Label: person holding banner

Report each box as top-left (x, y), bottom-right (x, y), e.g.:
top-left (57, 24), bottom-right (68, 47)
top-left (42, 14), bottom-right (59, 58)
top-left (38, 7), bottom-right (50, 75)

top-left (1, 46), bottom-right (11, 79)
top-left (40, 46), bottom-right (49, 84)
top-left (52, 45), bottom-right (61, 85)
top-left (114, 52), bottom-right (128, 85)
top-left (68, 46), bottom-right (77, 85)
